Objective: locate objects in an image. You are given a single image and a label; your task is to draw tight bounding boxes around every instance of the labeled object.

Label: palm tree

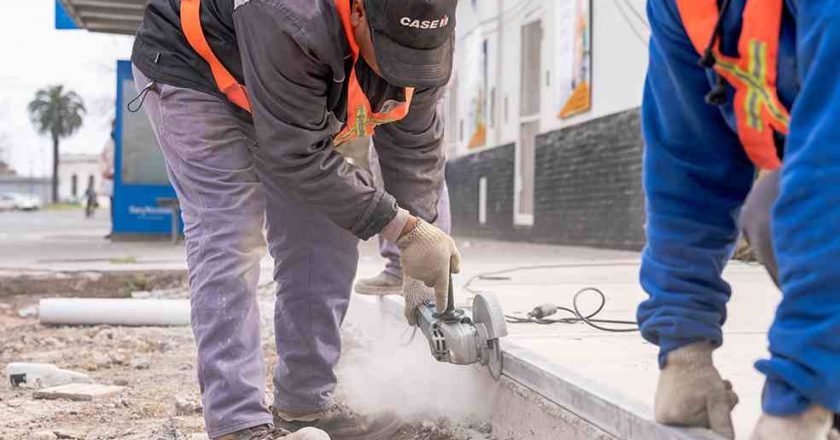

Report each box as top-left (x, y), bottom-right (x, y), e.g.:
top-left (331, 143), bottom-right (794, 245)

top-left (28, 85), bottom-right (86, 203)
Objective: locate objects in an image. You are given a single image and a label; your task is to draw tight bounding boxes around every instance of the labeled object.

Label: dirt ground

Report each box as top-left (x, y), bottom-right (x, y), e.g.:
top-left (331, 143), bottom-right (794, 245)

top-left (0, 282), bottom-right (495, 440)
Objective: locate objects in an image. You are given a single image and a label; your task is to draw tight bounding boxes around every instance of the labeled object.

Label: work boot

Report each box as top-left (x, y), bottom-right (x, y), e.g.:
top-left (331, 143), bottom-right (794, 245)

top-left (353, 271), bottom-right (402, 296)
top-left (272, 404), bottom-right (401, 440)
top-left (214, 425), bottom-right (330, 440)
top-left (750, 405), bottom-right (840, 440)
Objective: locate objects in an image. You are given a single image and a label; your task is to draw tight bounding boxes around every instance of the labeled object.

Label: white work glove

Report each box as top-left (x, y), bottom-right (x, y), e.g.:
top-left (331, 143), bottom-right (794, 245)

top-left (397, 219), bottom-right (461, 317)
top-left (402, 277), bottom-right (434, 326)
top-left (654, 342), bottom-right (739, 439)
top-left (751, 405), bottom-right (840, 440)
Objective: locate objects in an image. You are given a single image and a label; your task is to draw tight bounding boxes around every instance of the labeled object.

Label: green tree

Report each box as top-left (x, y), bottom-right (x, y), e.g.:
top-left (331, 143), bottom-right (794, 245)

top-left (28, 85), bottom-right (86, 203)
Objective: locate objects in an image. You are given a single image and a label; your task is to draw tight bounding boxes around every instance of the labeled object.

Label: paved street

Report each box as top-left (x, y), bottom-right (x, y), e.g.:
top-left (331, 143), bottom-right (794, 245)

top-left (0, 209), bottom-right (185, 272)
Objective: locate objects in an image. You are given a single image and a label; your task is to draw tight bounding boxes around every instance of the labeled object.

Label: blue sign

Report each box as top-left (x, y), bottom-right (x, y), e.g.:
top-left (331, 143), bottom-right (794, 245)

top-left (113, 60), bottom-right (182, 238)
top-left (55, 1), bottom-right (79, 30)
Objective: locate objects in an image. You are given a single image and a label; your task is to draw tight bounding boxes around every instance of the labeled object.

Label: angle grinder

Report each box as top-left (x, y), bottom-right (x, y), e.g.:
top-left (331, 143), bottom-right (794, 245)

top-left (415, 277), bottom-right (508, 380)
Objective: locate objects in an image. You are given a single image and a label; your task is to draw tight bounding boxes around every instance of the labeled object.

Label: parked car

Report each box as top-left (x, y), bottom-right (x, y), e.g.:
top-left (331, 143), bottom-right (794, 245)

top-left (0, 194), bottom-right (16, 211)
top-left (11, 194), bottom-right (43, 211)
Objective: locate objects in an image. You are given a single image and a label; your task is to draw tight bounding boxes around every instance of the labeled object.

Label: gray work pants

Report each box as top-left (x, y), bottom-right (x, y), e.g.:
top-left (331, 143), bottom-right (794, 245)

top-left (368, 146), bottom-right (451, 278)
top-left (739, 170), bottom-right (780, 284)
top-left (134, 68), bottom-right (359, 438)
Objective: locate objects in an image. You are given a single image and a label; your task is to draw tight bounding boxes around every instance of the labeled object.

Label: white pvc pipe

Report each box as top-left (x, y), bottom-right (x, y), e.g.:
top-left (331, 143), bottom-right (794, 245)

top-left (39, 298), bottom-right (190, 326)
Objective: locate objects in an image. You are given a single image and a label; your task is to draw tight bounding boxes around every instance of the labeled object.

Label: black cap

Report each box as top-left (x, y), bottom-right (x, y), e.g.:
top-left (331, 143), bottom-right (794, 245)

top-left (363, 0), bottom-right (458, 88)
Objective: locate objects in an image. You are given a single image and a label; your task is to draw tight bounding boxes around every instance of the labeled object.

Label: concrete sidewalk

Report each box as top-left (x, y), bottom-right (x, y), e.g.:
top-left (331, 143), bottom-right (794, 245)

top-left (1, 209), bottom-right (778, 438)
top-left (357, 239), bottom-right (778, 439)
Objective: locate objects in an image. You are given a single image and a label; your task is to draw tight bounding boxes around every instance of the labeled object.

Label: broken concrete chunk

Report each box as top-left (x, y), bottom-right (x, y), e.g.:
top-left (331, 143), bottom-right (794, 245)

top-left (18, 305), bottom-right (38, 318)
top-left (30, 431), bottom-right (57, 440)
top-left (34, 383), bottom-right (126, 401)
top-left (53, 429), bottom-right (83, 439)
top-left (5, 363), bottom-right (91, 389)
top-left (130, 357), bottom-right (151, 370)
top-left (174, 396), bottom-right (202, 416)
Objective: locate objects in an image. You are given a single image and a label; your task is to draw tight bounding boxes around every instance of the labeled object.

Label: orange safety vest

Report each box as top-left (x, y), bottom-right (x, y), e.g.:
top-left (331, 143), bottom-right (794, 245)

top-left (179, 0), bottom-right (414, 146)
top-left (676, 0), bottom-right (790, 170)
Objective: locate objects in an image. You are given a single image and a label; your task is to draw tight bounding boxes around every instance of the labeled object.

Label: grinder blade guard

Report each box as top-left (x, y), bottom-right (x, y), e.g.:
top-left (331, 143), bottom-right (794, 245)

top-left (415, 277), bottom-right (508, 380)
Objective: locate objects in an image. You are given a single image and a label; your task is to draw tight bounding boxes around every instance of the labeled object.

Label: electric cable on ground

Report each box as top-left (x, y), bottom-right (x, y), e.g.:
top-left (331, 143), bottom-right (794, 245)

top-left (463, 264), bottom-right (639, 333)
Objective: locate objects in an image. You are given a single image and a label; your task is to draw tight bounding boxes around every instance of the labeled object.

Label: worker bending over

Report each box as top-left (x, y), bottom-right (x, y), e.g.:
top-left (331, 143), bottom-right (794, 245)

top-left (638, 0), bottom-right (840, 438)
top-left (131, 0), bottom-right (460, 438)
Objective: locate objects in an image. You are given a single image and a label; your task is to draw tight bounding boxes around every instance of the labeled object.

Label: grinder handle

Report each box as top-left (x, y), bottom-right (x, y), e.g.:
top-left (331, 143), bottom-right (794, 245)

top-left (443, 275), bottom-right (456, 315)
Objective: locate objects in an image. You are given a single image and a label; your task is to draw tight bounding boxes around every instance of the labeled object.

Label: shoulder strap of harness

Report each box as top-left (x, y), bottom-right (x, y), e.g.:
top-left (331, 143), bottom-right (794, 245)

top-left (180, 0), bottom-right (252, 113)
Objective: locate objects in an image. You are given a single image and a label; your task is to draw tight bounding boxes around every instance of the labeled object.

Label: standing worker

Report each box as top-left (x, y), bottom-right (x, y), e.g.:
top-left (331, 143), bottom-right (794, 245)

top-left (638, 0), bottom-right (839, 439)
top-left (354, 144), bottom-right (451, 296)
top-left (131, 0), bottom-right (460, 439)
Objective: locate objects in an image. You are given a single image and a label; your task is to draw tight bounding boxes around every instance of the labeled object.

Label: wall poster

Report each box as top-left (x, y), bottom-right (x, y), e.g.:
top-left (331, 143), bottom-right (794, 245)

top-left (554, 0), bottom-right (592, 119)
top-left (461, 33), bottom-right (487, 149)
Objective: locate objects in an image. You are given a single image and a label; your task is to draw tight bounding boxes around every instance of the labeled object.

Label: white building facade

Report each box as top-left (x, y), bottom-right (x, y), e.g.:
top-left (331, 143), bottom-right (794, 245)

top-left (444, 0), bottom-right (650, 249)
top-left (58, 154), bottom-right (102, 204)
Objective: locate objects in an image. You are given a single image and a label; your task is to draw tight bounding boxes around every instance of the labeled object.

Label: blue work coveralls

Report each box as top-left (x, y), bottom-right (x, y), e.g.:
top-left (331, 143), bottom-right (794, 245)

top-left (637, 0), bottom-right (840, 417)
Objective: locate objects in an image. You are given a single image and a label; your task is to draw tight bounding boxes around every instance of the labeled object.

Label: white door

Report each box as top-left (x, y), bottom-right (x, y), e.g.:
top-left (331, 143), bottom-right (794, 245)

top-left (515, 19), bottom-right (542, 226)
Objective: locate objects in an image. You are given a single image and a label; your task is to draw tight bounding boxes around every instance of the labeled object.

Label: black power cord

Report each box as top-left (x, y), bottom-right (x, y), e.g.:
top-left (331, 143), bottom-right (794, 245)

top-left (463, 264), bottom-right (639, 333)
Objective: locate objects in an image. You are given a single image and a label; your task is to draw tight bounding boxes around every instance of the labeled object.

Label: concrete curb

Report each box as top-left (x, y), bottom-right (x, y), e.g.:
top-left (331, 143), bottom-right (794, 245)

top-left (351, 293), bottom-right (724, 440)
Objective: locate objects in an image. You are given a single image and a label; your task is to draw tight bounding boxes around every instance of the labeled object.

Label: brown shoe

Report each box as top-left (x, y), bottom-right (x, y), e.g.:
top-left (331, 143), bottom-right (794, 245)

top-left (354, 271), bottom-right (402, 296)
top-left (272, 405), bottom-right (401, 440)
top-left (215, 424), bottom-right (329, 440)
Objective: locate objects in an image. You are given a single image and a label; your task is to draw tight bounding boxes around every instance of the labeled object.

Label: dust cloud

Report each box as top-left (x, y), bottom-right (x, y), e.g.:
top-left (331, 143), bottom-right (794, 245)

top-left (338, 304), bottom-right (500, 423)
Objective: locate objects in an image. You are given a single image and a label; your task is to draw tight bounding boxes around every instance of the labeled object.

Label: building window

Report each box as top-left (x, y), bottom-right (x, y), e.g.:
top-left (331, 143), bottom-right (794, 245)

top-left (520, 20), bottom-right (542, 117)
top-left (71, 174), bottom-right (78, 198)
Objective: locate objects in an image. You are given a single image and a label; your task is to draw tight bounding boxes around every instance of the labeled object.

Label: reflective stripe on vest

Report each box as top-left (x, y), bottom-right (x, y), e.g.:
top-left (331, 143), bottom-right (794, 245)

top-left (179, 0), bottom-right (414, 146)
top-left (676, 0), bottom-right (790, 170)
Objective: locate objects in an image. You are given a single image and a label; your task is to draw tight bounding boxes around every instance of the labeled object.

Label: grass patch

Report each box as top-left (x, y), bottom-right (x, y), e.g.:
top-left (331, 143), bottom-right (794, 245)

top-left (45, 203), bottom-right (82, 211)
top-left (109, 256), bottom-right (139, 265)
top-left (123, 273), bottom-right (152, 294)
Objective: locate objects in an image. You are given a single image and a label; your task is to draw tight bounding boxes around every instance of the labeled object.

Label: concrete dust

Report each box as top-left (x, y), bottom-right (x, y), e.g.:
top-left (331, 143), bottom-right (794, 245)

top-left (336, 308), bottom-right (499, 436)
top-left (0, 283), bottom-right (497, 439)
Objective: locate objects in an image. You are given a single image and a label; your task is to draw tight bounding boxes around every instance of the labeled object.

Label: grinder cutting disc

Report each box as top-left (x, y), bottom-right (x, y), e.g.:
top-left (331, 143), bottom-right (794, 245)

top-left (472, 293), bottom-right (508, 380)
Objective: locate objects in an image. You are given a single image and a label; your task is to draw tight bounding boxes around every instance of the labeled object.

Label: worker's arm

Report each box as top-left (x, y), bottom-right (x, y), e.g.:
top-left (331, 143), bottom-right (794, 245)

top-left (637, 0), bottom-right (755, 366)
top-left (233, 1), bottom-right (397, 240)
top-left (372, 86), bottom-right (446, 223)
top-left (755, 0), bottom-right (840, 416)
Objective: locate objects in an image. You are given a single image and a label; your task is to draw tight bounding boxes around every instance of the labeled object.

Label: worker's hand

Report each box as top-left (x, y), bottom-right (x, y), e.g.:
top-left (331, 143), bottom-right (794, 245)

top-left (402, 277), bottom-right (434, 326)
top-left (751, 405), bottom-right (839, 440)
top-left (654, 342), bottom-right (739, 439)
top-left (396, 219), bottom-right (461, 314)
